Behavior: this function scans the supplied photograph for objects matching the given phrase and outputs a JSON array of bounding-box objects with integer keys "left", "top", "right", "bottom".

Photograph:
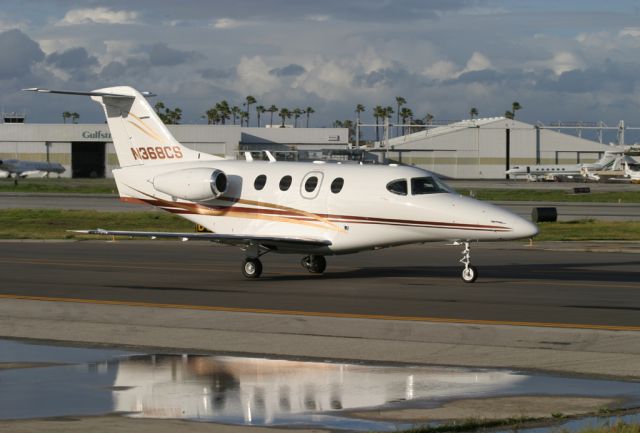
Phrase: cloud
[
  {"left": 148, "top": 43, "right": 201, "bottom": 66},
  {"left": 269, "top": 64, "right": 306, "bottom": 77},
  {"left": 212, "top": 18, "right": 245, "bottom": 29},
  {"left": 0, "top": 29, "right": 45, "bottom": 79},
  {"left": 46, "top": 47, "right": 98, "bottom": 70},
  {"left": 58, "top": 7, "right": 138, "bottom": 25}
]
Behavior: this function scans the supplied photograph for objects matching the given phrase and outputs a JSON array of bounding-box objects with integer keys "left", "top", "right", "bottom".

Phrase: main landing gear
[
  {"left": 455, "top": 241, "right": 478, "bottom": 283},
  {"left": 301, "top": 255, "right": 327, "bottom": 274},
  {"left": 242, "top": 257, "right": 263, "bottom": 279}
]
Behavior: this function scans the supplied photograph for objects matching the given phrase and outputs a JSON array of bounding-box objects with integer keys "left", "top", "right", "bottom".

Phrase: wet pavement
[{"left": 0, "top": 339, "right": 639, "bottom": 432}]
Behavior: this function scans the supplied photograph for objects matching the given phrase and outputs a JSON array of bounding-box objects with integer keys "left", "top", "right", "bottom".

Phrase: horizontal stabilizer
[
  {"left": 22, "top": 88, "right": 155, "bottom": 98},
  {"left": 70, "top": 229, "right": 332, "bottom": 247}
]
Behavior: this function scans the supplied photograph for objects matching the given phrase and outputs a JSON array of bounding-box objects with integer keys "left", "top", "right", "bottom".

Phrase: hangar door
[{"left": 72, "top": 142, "right": 105, "bottom": 178}]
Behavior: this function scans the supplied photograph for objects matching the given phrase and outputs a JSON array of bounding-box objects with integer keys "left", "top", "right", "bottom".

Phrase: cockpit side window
[
  {"left": 386, "top": 179, "right": 408, "bottom": 196},
  {"left": 411, "top": 176, "right": 447, "bottom": 194}
]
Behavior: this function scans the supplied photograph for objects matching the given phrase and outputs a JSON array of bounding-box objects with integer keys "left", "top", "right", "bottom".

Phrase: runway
[
  {"left": 3, "top": 192, "right": 639, "bottom": 220},
  {"left": 1, "top": 240, "right": 639, "bottom": 329}
]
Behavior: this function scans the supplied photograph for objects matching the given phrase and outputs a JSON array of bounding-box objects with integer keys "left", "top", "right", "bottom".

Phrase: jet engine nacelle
[{"left": 152, "top": 168, "right": 227, "bottom": 201}]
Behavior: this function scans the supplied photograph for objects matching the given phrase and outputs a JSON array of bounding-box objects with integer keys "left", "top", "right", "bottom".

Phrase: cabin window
[
  {"left": 386, "top": 179, "right": 407, "bottom": 196},
  {"left": 254, "top": 174, "right": 267, "bottom": 190},
  {"left": 305, "top": 176, "right": 319, "bottom": 193},
  {"left": 411, "top": 176, "right": 450, "bottom": 194},
  {"left": 330, "top": 177, "right": 344, "bottom": 194},
  {"left": 279, "top": 175, "right": 292, "bottom": 191}
]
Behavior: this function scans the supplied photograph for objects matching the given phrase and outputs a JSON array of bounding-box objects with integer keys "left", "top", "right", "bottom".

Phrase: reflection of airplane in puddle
[{"left": 112, "top": 354, "right": 525, "bottom": 424}]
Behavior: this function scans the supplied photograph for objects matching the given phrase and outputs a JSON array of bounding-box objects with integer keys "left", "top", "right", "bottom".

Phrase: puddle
[{"left": 0, "top": 339, "right": 639, "bottom": 431}]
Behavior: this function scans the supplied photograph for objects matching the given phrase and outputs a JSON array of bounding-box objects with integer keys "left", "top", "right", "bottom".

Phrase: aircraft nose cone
[{"left": 510, "top": 216, "right": 539, "bottom": 239}]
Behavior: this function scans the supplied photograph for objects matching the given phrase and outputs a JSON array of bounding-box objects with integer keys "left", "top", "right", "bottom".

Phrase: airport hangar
[{"left": 0, "top": 116, "right": 611, "bottom": 179}]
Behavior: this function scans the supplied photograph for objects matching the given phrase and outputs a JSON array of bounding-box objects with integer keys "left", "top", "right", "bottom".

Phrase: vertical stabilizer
[{"left": 89, "top": 86, "right": 219, "bottom": 167}]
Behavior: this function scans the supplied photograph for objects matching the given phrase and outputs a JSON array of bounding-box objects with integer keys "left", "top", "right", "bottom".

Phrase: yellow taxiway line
[{"left": 0, "top": 293, "right": 639, "bottom": 332}]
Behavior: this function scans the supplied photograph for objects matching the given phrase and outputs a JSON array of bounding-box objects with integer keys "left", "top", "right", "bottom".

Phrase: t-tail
[{"left": 23, "top": 86, "right": 222, "bottom": 168}]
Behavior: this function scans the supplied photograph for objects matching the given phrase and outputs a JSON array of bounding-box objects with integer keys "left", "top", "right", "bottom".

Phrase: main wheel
[
  {"left": 242, "top": 257, "right": 262, "bottom": 279},
  {"left": 308, "top": 255, "right": 326, "bottom": 274},
  {"left": 461, "top": 266, "right": 478, "bottom": 283}
]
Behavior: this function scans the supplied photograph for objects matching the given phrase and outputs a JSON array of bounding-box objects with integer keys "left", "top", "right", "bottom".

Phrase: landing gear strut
[
  {"left": 458, "top": 241, "right": 478, "bottom": 283},
  {"left": 301, "top": 255, "right": 327, "bottom": 274}
]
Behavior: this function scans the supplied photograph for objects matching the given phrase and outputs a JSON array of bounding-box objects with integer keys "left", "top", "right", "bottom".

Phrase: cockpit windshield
[{"left": 411, "top": 176, "right": 454, "bottom": 195}]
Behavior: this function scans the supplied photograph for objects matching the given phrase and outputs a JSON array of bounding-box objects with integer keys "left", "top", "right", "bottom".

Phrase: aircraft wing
[{"left": 70, "top": 229, "right": 332, "bottom": 248}]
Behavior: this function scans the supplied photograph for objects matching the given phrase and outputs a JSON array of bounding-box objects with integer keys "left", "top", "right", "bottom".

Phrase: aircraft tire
[
  {"left": 461, "top": 266, "right": 478, "bottom": 283},
  {"left": 308, "top": 255, "right": 326, "bottom": 274},
  {"left": 242, "top": 257, "right": 262, "bottom": 279}
]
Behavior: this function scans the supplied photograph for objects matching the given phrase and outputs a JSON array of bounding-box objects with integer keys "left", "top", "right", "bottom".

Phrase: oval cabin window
[
  {"left": 254, "top": 174, "right": 267, "bottom": 190},
  {"left": 330, "top": 177, "right": 344, "bottom": 194},
  {"left": 279, "top": 175, "right": 292, "bottom": 191},
  {"left": 304, "top": 176, "right": 319, "bottom": 193}
]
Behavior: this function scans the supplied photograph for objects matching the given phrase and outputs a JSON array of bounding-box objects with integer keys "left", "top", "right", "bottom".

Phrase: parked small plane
[
  {"left": 25, "top": 86, "right": 538, "bottom": 282},
  {"left": 624, "top": 161, "right": 640, "bottom": 183},
  {"left": 0, "top": 159, "right": 65, "bottom": 178},
  {"left": 506, "top": 150, "right": 623, "bottom": 181}
]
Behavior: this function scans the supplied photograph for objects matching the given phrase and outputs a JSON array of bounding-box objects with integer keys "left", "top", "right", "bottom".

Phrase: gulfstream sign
[{"left": 82, "top": 130, "right": 112, "bottom": 139}]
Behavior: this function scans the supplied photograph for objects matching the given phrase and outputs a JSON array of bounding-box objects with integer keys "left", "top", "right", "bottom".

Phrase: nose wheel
[{"left": 458, "top": 241, "right": 478, "bottom": 283}]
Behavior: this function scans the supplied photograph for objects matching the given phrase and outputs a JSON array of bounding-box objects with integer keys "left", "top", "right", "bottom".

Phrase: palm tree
[
  {"left": 279, "top": 108, "right": 291, "bottom": 127},
  {"left": 255, "top": 105, "right": 265, "bottom": 127},
  {"left": 292, "top": 108, "right": 303, "bottom": 128},
  {"left": 240, "top": 111, "right": 248, "bottom": 127},
  {"left": 214, "top": 100, "right": 230, "bottom": 124},
  {"left": 470, "top": 107, "right": 478, "bottom": 119},
  {"left": 71, "top": 112, "right": 80, "bottom": 124},
  {"left": 305, "top": 106, "right": 315, "bottom": 127},
  {"left": 355, "top": 104, "right": 365, "bottom": 144},
  {"left": 395, "top": 96, "right": 406, "bottom": 136},
  {"left": 373, "top": 105, "right": 384, "bottom": 142},
  {"left": 204, "top": 108, "right": 218, "bottom": 124},
  {"left": 231, "top": 106, "right": 241, "bottom": 125},
  {"left": 62, "top": 111, "right": 71, "bottom": 124},
  {"left": 511, "top": 101, "right": 522, "bottom": 119},
  {"left": 267, "top": 104, "right": 278, "bottom": 127},
  {"left": 333, "top": 120, "right": 343, "bottom": 128},
  {"left": 425, "top": 113, "right": 434, "bottom": 125},
  {"left": 399, "top": 107, "right": 413, "bottom": 135},
  {"left": 245, "top": 95, "right": 257, "bottom": 126}
]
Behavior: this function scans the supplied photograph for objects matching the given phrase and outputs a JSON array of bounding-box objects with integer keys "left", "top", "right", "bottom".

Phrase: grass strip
[
  {"left": 462, "top": 188, "right": 640, "bottom": 203},
  {"left": 1, "top": 210, "right": 639, "bottom": 241},
  {"left": 0, "top": 178, "right": 117, "bottom": 194},
  {"left": 402, "top": 419, "right": 640, "bottom": 433},
  {"left": 0, "top": 209, "right": 194, "bottom": 239}
]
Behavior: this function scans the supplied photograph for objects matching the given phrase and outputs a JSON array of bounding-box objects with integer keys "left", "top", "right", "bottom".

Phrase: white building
[
  {"left": 382, "top": 117, "right": 613, "bottom": 179},
  {"left": 0, "top": 124, "right": 348, "bottom": 178}
]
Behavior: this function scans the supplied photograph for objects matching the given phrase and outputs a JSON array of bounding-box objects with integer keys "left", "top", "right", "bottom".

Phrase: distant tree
[
  {"left": 305, "top": 106, "right": 315, "bottom": 127},
  {"left": 71, "top": 112, "right": 80, "bottom": 124},
  {"left": 511, "top": 101, "right": 522, "bottom": 119},
  {"left": 267, "top": 104, "right": 278, "bottom": 127},
  {"left": 231, "top": 106, "right": 241, "bottom": 125},
  {"left": 373, "top": 105, "right": 384, "bottom": 142},
  {"left": 399, "top": 107, "right": 413, "bottom": 135},
  {"left": 470, "top": 107, "right": 478, "bottom": 119},
  {"left": 245, "top": 95, "right": 256, "bottom": 126},
  {"left": 279, "top": 108, "right": 291, "bottom": 127},
  {"left": 292, "top": 108, "right": 303, "bottom": 128},
  {"left": 355, "top": 104, "right": 365, "bottom": 143},
  {"left": 62, "top": 111, "right": 71, "bottom": 124},
  {"left": 255, "top": 105, "right": 265, "bottom": 127},
  {"left": 215, "top": 100, "right": 230, "bottom": 124},
  {"left": 424, "top": 113, "right": 434, "bottom": 125},
  {"left": 505, "top": 110, "right": 514, "bottom": 119},
  {"left": 154, "top": 101, "right": 181, "bottom": 124},
  {"left": 333, "top": 120, "right": 343, "bottom": 128},
  {"left": 204, "top": 107, "right": 219, "bottom": 124},
  {"left": 395, "top": 96, "right": 406, "bottom": 136},
  {"left": 240, "top": 111, "right": 248, "bottom": 127}
]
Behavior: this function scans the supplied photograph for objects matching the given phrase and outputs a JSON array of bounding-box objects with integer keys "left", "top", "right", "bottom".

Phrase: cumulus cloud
[
  {"left": 58, "top": 7, "right": 138, "bottom": 25},
  {"left": 46, "top": 47, "right": 98, "bottom": 70},
  {"left": 212, "top": 18, "right": 245, "bottom": 29},
  {"left": 148, "top": 43, "right": 201, "bottom": 66},
  {"left": 0, "top": 29, "right": 44, "bottom": 79}
]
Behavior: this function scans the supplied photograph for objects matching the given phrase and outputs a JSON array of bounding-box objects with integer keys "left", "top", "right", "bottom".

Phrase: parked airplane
[
  {"left": 506, "top": 150, "right": 623, "bottom": 181},
  {"left": 25, "top": 86, "right": 538, "bottom": 282},
  {"left": 624, "top": 161, "right": 640, "bottom": 183},
  {"left": 0, "top": 159, "right": 65, "bottom": 179}
]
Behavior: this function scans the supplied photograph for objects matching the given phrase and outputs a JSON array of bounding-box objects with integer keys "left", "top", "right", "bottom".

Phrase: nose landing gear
[{"left": 457, "top": 241, "right": 478, "bottom": 283}]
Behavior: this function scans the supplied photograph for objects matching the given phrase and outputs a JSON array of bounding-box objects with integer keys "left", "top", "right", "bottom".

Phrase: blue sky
[{"left": 1, "top": 0, "right": 640, "bottom": 140}]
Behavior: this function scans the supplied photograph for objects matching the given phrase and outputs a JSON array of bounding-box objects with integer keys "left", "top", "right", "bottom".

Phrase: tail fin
[
  {"left": 90, "top": 86, "right": 219, "bottom": 167},
  {"left": 24, "top": 86, "right": 221, "bottom": 168}
]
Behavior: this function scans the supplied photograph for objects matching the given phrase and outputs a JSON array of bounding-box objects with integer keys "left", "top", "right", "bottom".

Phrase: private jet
[
  {"left": 506, "top": 150, "right": 623, "bottom": 181},
  {"left": 0, "top": 159, "right": 65, "bottom": 182},
  {"left": 25, "top": 86, "right": 538, "bottom": 282},
  {"left": 624, "top": 161, "right": 640, "bottom": 184}
]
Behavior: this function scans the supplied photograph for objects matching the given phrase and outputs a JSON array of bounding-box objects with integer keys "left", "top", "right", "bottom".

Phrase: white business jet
[
  {"left": 25, "top": 86, "right": 537, "bottom": 282},
  {"left": 624, "top": 161, "right": 640, "bottom": 183}
]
